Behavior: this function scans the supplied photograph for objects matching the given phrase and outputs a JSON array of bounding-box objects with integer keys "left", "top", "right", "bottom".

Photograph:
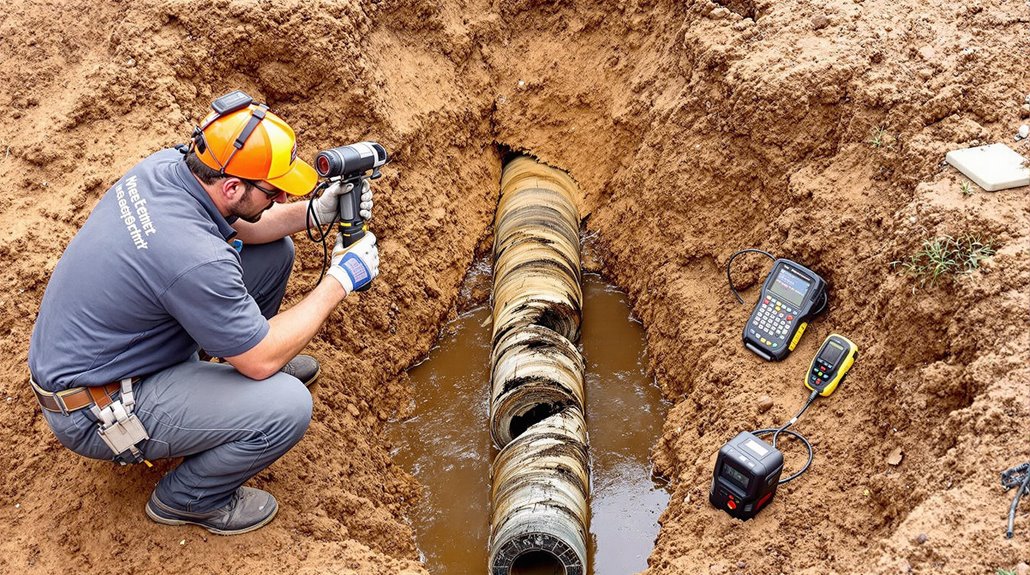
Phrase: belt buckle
[{"left": 52, "top": 392, "right": 70, "bottom": 416}]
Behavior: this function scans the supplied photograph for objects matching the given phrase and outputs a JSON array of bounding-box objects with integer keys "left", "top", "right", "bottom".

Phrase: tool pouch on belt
[{"left": 89, "top": 379, "right": 150, "bottom": 465}]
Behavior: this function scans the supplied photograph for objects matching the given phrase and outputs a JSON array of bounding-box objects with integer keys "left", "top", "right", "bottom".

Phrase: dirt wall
[{"left": 0, "top": 0, "right": 1028, "bottom": 573}]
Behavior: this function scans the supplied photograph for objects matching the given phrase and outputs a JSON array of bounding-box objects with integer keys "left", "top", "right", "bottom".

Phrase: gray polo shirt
[{"left": 29, "top": 148, "right": 269, "bottom": 391}]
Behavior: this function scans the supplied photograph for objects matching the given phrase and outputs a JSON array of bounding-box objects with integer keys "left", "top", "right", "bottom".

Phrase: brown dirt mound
[{"left": 0, "top": 0, "right": 1028, "bottom": 573}]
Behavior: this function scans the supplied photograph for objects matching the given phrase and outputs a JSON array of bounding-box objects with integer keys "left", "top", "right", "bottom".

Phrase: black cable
[
  {"left": 1002, "top": 462, "right": 1030, "bottom": 538},
  {"left": 305, "top": 180, "right": 336, "bottom": 285},
  {"left": 813, "top": 290, "right": 829, "bottom": 315},
  {"left": 752, "top": 390, "right": 821, "bottom": 485},
  {"left": 726, "top": 248, "right": 776, "bottom": 304}
]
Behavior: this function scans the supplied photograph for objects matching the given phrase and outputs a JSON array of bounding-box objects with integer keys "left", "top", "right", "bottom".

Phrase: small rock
[
  {"left": 14, "top": 503, "right": 20, "bottom": 509},
  {"left": 887, "top": 447, "right": 904, "bottom": 466},
  {"left": 126, "top": 58, "right": 136, "bottom": 67},
  {"left": 908, "top": 215, "right": 917, "bottom": 223},
  {"left": 424, "top": 276, "right": 441, "bottom": 299},
  {"left": 346, "top": 404, "right": 360, "bottom": 417},
  {"left": 917, "top": 46, "right": 936, "bottom": 61},
  {"left": 517, "top": 79, "right": 526, "bottom": 89},
  {"left": 710, "top": 6, "right": 731, "bottom": 19},
  {"left": 811, "top": 14, "right": 830, "bottom": 29},
  {"left": 178, "top": 539, "right": 186, "bottom": 546},
  {"left": 1018, "top": 125, "right": 1029, "bottom": 139},
  {"left": 1025, "top": 94, "right": 1030, "bottom": 105},
  {"left": 1015, "top": 561, "right": 1029, "bottom": 575},
  {"left": 757, "top": 395, "right": 774, "bottom": 413},
  {"left": 916, "top": 68, "right": 933, "bottom": 80},
  {"left": 1020, "top": 104, "right": 1030, "bottom": 118},
  {"left": 737, "top": 561, "right": 747, "bottom": 569},
  {"left": 916, "top": 533, "right": 928, "bottom": 544},
  {"left": 863, "top": 488, "right": 871, "bottom": 496}
]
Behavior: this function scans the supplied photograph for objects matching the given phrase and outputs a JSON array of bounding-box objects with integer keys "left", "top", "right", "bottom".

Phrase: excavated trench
[{"left": 2, "top": 1, "right": 1029, "bottom": 574}]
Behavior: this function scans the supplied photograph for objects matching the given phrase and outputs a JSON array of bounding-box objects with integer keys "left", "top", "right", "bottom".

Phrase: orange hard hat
[{"left": 194, "top": 102, "right": 317, "bottom": 196}]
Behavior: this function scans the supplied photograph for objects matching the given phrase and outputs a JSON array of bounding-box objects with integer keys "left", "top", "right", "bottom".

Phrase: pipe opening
[
  {"left": 509, "top": 402, "right": 563, "bottom": 440},
  {"left": 510, "top": 550, "right": 565, "bottom": 575}
]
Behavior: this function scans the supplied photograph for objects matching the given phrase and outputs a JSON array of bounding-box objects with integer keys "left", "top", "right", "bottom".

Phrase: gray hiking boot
[
  {"left": 146, "top": 487, "right": 279, "bottom": 535},
  {"left": 281, "top": 354, "right": 320, "bottom": 387}
]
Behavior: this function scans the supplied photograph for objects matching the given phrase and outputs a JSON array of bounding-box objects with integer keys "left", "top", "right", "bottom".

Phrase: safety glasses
[{"left": 244, "top": 180, "right": 283, "bottom": 200}]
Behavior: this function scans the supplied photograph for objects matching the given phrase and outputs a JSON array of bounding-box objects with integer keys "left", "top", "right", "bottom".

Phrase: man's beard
[
  {"left": 236, "top": 210, "right": 264, "bottom": 224},
  {"left": 232, "top": 187, "right": 274, "bottom": 223}
]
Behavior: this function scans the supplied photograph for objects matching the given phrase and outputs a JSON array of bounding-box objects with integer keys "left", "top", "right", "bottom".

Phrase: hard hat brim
[{"left": 267, "top": 158, "right": 319, "bottom": 196}]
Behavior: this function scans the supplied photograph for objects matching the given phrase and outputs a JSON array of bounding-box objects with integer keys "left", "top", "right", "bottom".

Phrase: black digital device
[
  {"left": 210, "top": 90, "right": 253, "bottom": 115},
  {"left": 806, "top": 334, "right": 857, "bottom": 396},
  {"left": 709, "top": 431, "right": 784, "bottom": 520},
  {"left": 741, "top": 259, "right": 827, "bottom": 361}
]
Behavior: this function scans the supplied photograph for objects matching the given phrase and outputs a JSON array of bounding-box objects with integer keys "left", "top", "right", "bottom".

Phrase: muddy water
[{"left": 390, "top": 274, "right": 669, "bottom": 574}]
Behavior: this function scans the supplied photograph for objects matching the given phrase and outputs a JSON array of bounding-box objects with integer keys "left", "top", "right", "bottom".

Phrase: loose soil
[{"left": 1, "top": 0, "right": 1028, "bottom": 574}]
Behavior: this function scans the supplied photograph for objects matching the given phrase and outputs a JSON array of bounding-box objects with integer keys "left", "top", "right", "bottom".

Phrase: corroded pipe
[
  {"left": 489, "top": 408, "right": 590, "bottom": 575},
  {"left": 491, "top": 158, "right": 583, "bottom": 347},
  {"left": 489, "top": 157, "right": 588, "bottom": 574},
  {"left": 490, "top": 324, "right": 585, "bottom": 447}
]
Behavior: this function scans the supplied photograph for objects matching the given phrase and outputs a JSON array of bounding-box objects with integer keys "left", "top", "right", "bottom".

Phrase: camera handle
[{"left": 337, "top": 174, "right": 372, "bottom": 292}]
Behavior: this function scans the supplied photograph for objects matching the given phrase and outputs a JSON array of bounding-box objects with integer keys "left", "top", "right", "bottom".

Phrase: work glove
[
  {"left": 311, "top": 179, "right": 374, "bottom": 224},
  {"left": 326, "top": 231, "right": 379, "bottom": 294}
]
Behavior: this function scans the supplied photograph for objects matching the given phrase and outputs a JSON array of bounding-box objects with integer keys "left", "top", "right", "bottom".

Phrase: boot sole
[
  {"left": 146, "top": 501, "right": 279, "bottom": 536},
  {"left": 300, "top": 365, "right": 320, "bottom": 388}
]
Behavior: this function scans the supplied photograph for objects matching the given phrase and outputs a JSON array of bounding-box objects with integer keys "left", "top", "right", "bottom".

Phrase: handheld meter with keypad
[{"left": 740, "top": 259, "right": 827, "bottom": 361}]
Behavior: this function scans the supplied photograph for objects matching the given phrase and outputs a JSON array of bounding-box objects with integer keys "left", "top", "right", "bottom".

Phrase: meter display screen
[
  {"left": 818, "top": 340, "right": 846, "bottom": 365},
  {"left": 768, "top": 268, "right": 811, "bottom": 308},
  {"left": 722, "top": 463, "right": 750, "bottom": 489}
]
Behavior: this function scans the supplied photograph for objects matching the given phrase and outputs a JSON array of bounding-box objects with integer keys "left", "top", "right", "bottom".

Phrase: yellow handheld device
[{"left": 806, "top": 334, "right": 857, "bottom": 396}]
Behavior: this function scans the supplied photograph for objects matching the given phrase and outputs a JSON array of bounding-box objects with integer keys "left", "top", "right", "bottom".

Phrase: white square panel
[{"left": 945, "top": 143, "right": 1029, "bottom": 192}]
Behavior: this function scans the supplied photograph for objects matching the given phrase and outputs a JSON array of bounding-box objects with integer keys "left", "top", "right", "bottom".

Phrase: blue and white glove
[
  {"left": 326, "top": 232, "right": 379, "bottom": 294},
  {"left": 311, "top": 179, "right": 374, "bottom": 224}
]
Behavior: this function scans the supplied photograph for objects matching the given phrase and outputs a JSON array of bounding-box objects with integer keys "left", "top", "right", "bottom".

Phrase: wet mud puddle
[{"left": 390, "top": 273, "right": 669, "bottom": 574}]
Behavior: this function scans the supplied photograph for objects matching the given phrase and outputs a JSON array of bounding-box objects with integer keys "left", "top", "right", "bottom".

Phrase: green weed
[
  {"left": 869, "top": 125, "right": 889, "bottom": 148},
  {"left": 891, "top": 234, "right": 996, "bottom": 287},
  {"left": 960, "top": 181, "right": 974, "bottom": 197},
  {"left": 995, "top": 569, "right": 1016, "bottom": 575}
]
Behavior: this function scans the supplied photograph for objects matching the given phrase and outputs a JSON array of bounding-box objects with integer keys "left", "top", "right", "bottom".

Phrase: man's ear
[{"left": 221, "top": 177, "right": 245, "bottom": 201}]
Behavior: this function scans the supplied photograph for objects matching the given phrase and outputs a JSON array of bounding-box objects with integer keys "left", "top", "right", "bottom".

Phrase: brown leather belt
[{"left": 30, "top": 377, "right": 130, "bottom": 415}]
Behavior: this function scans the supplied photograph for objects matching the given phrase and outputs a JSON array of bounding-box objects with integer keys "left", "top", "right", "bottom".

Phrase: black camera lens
[{"left": 314, "top": 142, "right": 389, "bottom": 178}]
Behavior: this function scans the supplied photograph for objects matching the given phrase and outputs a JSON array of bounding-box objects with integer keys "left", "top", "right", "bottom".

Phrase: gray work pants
[{"left": 42, "top": 238, "right": 313, "bottom": 512}]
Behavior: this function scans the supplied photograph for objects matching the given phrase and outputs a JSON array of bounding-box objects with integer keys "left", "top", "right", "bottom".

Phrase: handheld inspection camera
[
  {"left": 306, "top": 142, "right": 390, "bottom": 289},
  {"left": 710, "top": 334, "right": 857, "bottom": 520},
  {"left": 315, "top": 142, "right": 389, "bottom": 247}
]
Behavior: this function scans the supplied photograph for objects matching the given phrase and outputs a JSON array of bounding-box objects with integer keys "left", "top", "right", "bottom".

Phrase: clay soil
[{"left": 1, "top": 0, "right": 1028, "bottom": 573}]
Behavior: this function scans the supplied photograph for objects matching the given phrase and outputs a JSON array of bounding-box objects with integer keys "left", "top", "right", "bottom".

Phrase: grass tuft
[
  {"left": 891, "top": 234, "right": 996, "bottom": 287},
  {"left": 960, "top": 181, "right": 974, "bottom": 197},
  {"left": 869, "top": 125, "right": 890, "bottom": 148}
]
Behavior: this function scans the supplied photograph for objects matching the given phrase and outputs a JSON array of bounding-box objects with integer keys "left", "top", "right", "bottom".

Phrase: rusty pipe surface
[
  {"left": 489, "top": 324, "right": 585, "bottom": 447},
  {"left": 491, "top": 157, "right": 583, "bottom": 345},
  {"left": 489, "top": 157, "right": 588, "bottom": 574},
  {"left": 489, "top": 408, "right": 590, "bottom": 575}
]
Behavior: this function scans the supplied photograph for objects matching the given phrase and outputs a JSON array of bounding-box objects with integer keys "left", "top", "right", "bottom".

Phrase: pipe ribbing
[
  {"left": 489, "top": 157, "right": 588, "bottom": 575},
  {"left": 490, "top": 324, "right": 585, "bottom": 447},
  {"left": 489, "top": 408, "right": 590, "bottom": 575}
]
